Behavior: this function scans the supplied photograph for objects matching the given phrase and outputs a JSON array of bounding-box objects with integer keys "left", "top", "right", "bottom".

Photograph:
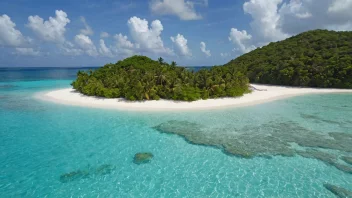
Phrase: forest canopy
[
  {"left": 225, "top": 29, "right": 352, "bottom": 88},
  {"left": 71, "top": 56, "right": 250, "bottom": 101}
]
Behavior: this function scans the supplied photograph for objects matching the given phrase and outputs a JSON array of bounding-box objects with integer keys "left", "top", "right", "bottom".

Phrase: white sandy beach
[{"left": 36, "top": 84, "right": 352, "bottom": 111}]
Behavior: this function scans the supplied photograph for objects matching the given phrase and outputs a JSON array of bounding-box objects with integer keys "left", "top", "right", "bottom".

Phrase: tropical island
[
  {"left": 71, "top": 56, "right": 250, "bottom": 101},
  {"left": 39, "top": 29, "right": 352, "bottom": 110}
]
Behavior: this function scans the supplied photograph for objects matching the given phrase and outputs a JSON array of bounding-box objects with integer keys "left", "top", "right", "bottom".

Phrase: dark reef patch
[
  {"left": 342, "top": 156, "right": 352, "bottom": 165},
  {"left": 0, "top": 95, "right": 9, "bottom": 99},
  {"left": 300, "top": 113, "right": 341, "bottom": 125},
  {"left": 59, "top": 164, "right": 116, "bottom": 183},
  {"left": 60, "top": 170, "right": 89, "bottom": 183},
  {"left": 297, "top": 150, "right": 352, "bottom": 174},
  {"left": 323, "top": 183, "right": 352, "bottom": 198},
  {"left": 133, "top": 153, "right": 154, "bottom": 164},
  {"left": 153, "top": 120, "right": 352, "bottom": 174}
]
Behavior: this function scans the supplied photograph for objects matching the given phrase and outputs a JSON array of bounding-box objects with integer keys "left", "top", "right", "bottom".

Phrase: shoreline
[{"left": 35, "top": 84, "right": 352, "bottom": 111}]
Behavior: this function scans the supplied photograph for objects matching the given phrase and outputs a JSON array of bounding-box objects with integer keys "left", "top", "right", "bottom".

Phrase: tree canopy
[
  {"left": 225, "top": 29, "right": 352, "bottom": 88},
  {"left": 71, "top": 56, "right": 250, "bottom": 101}
]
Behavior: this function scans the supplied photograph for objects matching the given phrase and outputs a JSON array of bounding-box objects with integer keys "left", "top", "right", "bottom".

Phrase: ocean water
[{"left": 0, "top": 68, "right": 351, "bottom": 197}]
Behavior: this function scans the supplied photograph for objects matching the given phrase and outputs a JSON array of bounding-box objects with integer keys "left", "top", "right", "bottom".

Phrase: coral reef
[
  {"left": 133, "top": 153, "right": 154, "bottom": 164},
  {"left": 60, "top": 170, "right": 89, "bottom": 183},
  {"left": 342, "top": 156, "right": 352, "bottom": 165},
  {"left": 59, "top": 164, "right": 116, "bottom": 183},
  {"left": 323, "top": 183, "right": 352, "bottom": 198},
  {"left": 153, "top": 120, "right": 352, "bottom": 174}
]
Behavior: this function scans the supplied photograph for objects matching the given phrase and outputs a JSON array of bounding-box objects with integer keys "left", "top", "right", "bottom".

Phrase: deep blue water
[
  {"left": 0, "top": 67, "right": 351, "bottom": 197},
  {"left": 0, "top": 67, "right": 97, "bottom": 82},
  {"left": 0, "top": 66, "right": 208, "bottom": 82}
]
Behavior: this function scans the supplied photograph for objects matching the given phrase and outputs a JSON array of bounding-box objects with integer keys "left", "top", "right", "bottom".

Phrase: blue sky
[{"left": 0, "top": 0, "right": 351, "bottom": 67}]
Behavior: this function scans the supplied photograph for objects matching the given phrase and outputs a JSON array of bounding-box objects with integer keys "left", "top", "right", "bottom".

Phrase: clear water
[{"left": 0, "top": 68, "right": 351, "bottom": 197}]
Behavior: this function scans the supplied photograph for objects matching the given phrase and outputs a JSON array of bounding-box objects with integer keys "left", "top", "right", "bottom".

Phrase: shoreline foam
[{"left": 35, "top": 84, "right": 352, "bottom": 111}]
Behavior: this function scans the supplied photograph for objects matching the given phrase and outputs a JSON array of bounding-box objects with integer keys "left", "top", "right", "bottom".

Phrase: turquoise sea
[{"left": 0, "top": 67, "right": 351, "bottom": 197}]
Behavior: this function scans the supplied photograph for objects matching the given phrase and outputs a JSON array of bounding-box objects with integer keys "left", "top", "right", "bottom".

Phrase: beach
[{"left": 36, "top": 84, "right": 352, "bottom": 111}]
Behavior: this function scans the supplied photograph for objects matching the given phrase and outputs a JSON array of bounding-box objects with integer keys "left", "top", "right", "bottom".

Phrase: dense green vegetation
[
  {"left": 71, "top": 56, "right": 249, "bottom": 101},
  {"left": 225, "top": 30, "right": 352, "bottom": 88}
]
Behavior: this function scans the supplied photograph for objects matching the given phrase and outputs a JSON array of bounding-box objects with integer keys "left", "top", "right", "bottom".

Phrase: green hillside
[{"left": 225, "top": 30, "right": 352, "bottom": 88}]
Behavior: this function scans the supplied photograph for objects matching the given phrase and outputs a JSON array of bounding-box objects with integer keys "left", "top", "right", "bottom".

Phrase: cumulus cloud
[
  {"left": 279, "top": 0, "right": 352, "bottom": 34},
  {"left": 244, "top": 0, "right": 289, "bottom": 43},
  {"left": 97, "top": 33, "right": 138, "bottom": 58},
  {"left": 114, "top": 33, "right": 135, "bottom": 49},
  {"left": 227, "top": 0, "right": 352, "bottom": 58},
  {"left": 171, "top": 34, "right": 191, "bottom": 57},
  {"left": 100, "top": 32, "right": 110, "bottom": 38},
  {"left": 98, "top": 39, "right": 113, "bottom": 57},
  {"left": 109, "top": 34, "right": 136, "bottom": 57},
  {"left": 328, "top": 0, "right": 352, "bottom": 17},
  {"left": 127, "top": 16, "right": 172, "bottom": 55},
  {"left": 229, "top": 28, "right": 256, "bottom": 53},
  {"left": 60, "top": 41, "right": 83, "bottom": 56},
  {"left": 63, "top": 16, "right": 174, "bottom": 58},
  {"left": 246, "top": 0, "right": 352, "bottom": 40},
  {"left": 200, "top": 41, "right": 211, "bottom": 57},
  {"left": 14, "top": 48, "right": 41, "bottom": 56},
  {"left": 80, "top": 16, "right": 93, "bottom": 36},
  {"left": 150, "top": 0, "right": 203, "bottom": 20},
  {"left": 0, "top": 14, "right": 29, "bottom": 47},
  {"left": 27, "top": 10, "right": 70, "bottom": 43},
  {"left": 74, "top": 34, "right": 98, "bottom": 56}
]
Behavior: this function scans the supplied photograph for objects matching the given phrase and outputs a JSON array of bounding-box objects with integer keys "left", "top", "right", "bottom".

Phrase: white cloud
[
  {"left": 279, "top": 0, "right": 312, "bottom": 19},
  {"left": 0, "top": 14, "right": 28, "bottom": 47},
  {"left": 127, "top": 16, "right": 172, "bottom": 55},
  {"left": 220, "top": 52, "right": 231, "bottom": 58},
  {"left": 150, "top": 0, "right": 203, "bottom": 20},
  {"left": 62, "top": 16, "right": 174, "bottom": 58},
  {"left": 74, "top": 34, "right": 98, "bottom": 56},
  {"left": 27, "top": 10, "right": 70, "bottom": 43},
  {"left": 171, "top": 34, "right": 191, "bottom": 57},
  {"left": 328, "top": 0, "right": 352, "bottom": 17},
  {"left": 200, "top": 41, "right": 211, "bottom": 57},
  {"left": 114, "top": 33, "right": 135, "bottom": 49},
  {"left": 229, "top": 28, "right": 256, "bottom": 53},
  {"left": 14, "top": 48, "right": 41, "bottom": 56},
  {"left": 80, "top": 16, "right": 93, "bottom": 36},
  {"left": 243, "top": 0, "right": 288, "bottom": 43},
  {"left": 279, "top": 0, "right": 352, "bottom": 34},
  {"left": 112, "top": 33, "right": 136, "bottom": 57},
  {"left": 60, "top": 42, "right": 83, "bottom": 56},
  {"left": 229, "top": 0, "right": 352, "bottom": 58},
  {"left": 98, "top": 39, "right": 113, "bottom": 57},
  {"left": 100, "top": 32, "right": 110, "bottom": 38}
]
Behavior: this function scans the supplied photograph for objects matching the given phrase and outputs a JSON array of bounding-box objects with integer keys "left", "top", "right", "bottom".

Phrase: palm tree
[
  {"left": 158, "top": 57, "right": 164, "bottom": 65},
  {"left": 142, "top": 72, "right": 155, "bottom": 100},
  {"left": 171, "top": 61, "right": 177, "bottom": 67},
  {"left": 154, "top": 67, "right": 168, "bottom": 86}
]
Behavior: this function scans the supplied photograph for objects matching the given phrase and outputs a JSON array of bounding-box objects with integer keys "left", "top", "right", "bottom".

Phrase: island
[
  {"left": 38, "top": 29, "right": 352, "bottom": 111},
  {"left": 71, "top": 56, "right": 250, "bottom": 101}
]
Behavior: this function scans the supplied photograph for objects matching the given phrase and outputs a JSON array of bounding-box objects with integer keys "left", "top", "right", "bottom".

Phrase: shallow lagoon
[{"left": 0, "top": 69, "right": 351, "bottom": 197}]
